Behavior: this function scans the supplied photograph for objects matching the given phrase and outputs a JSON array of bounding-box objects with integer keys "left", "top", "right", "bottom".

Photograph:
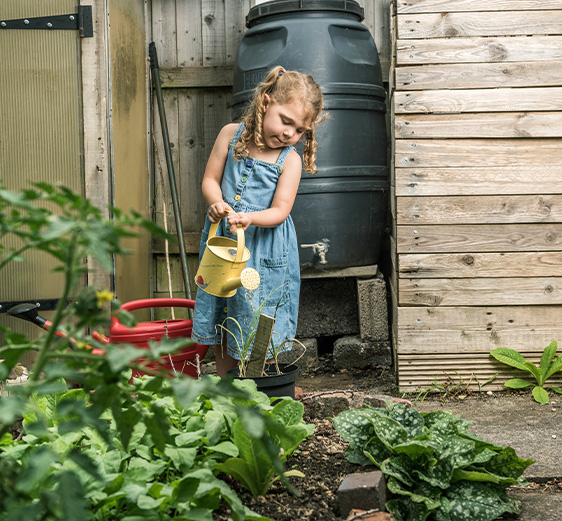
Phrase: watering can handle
[
  {"left": 119, "top": 298, "right": 195, "bottom": 312},
  {"left": 208, "top": 221, "right": 245, "bottom": 264},
  {"left": 111, "top": 298, "right": 195, "bottom": 329}
]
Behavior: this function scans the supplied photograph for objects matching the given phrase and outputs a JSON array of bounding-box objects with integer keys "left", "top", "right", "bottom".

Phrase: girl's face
[{"left": 261, "top": 95, "right": 309, "bottom": 150}]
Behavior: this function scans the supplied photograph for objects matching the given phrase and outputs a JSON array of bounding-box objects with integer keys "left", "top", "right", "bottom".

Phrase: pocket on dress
[{"left": 259, "top": 256, "right": 290, "bottom": 309}]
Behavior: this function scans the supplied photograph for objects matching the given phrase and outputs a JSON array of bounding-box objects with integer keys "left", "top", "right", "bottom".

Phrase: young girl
[{"left": 191, "top": 66, "right": 324, "bottom": 377}]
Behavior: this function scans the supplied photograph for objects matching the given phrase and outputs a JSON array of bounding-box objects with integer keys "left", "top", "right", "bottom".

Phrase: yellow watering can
[{"left": 195, "top": 221, "right": 260, "bottom": 298}]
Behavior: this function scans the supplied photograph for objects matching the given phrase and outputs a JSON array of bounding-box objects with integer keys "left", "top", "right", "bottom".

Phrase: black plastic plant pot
[{"left": 227, "top": 363, "right": 299, "bottom": 399}]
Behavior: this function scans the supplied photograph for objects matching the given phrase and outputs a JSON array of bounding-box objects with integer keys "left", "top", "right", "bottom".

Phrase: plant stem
[{"left": 29, "top": 237, "right": 77, "bottom": 381}]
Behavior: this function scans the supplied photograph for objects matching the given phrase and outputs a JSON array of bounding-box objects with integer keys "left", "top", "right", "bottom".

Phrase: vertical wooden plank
[
  {"left": 177, "top": 1, "right": 205, "bottom": 234},
  {"left": 225, "top": 0, "right": 251, "bottom": 66},
  {"left": 202, "top": 0, "right": 229, "bottom": 168},
  {"left": 82, "top": 0, "right": 111, "bottom": 291},
  {"left": 201, "top": 0, "right": 226, "bottom": 67},
  {"left": 151, "top": 0, "right": 180, "bottom": 237},
  {"left": 177, "top": 1, "right": 202, "bottom": 67}
]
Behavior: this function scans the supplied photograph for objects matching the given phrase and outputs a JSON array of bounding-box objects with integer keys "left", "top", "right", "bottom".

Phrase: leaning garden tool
[
  {"left": 195, "top": 222, "right": 260, "bottom": 297},
  {"left": 149, "top": 42, "right": 191, "bottom": 303}
]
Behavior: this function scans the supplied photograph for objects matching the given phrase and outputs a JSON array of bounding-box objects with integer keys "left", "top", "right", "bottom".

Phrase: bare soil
[
  {"left": 214, "top": 358, "right": 396, "bottom": 521},
  {"left": 213, "top": 357, "right": 562, "bottom": 521}
]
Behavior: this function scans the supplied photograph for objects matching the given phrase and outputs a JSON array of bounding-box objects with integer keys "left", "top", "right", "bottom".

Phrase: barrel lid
[{"left": 246, "top": 0, "right": 364, "bottom": 27}]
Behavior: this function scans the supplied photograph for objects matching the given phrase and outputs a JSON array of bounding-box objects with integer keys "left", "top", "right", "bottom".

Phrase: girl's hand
[
  {"left": 208, "top": 201, "right": 232, "bottom": 222},
  {"left": 227, "top": 211, "right": 252, "bottom": 233}
]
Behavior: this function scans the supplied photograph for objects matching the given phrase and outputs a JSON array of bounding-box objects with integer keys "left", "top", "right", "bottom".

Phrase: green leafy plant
[
  {"left": 490, "top": 342, "right": 562, "bottom": 404},
  {"left": 219, "top": 284, "right": 305, "bottom": 377},
  {"left": 0, "top": 184, "right": 310, "bottom": 520},
  {"left": 216, "top": 395, "right": 313, "bottom": 496},
  {"left": 333, "top": 402, "right": 534, "bottom": 521}
]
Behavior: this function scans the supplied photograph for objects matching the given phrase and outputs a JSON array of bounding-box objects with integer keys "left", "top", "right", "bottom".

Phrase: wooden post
[{"left": 245, "top": 314, "right": 275, "bottom": 377}]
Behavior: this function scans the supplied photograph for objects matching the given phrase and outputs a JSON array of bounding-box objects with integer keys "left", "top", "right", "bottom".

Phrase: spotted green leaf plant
[
  {"left": 490, "top": 341, "right": 562, "bottom": 404},
  {"left": 333, "top": 402, "right": 534, "bottom": 521}
]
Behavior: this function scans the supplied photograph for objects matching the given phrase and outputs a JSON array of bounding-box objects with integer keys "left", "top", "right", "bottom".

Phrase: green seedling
[{"left": 490, "top": 341, "right": 562, "bottom": 404}]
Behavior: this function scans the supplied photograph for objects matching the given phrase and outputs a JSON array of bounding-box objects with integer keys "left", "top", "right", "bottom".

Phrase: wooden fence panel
[{"left": 392, "top": 0, "right": 562, "bottom": 392}]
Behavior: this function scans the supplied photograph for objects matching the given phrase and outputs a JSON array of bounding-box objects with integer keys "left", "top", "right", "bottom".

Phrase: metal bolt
[
  {"left": 47, "top": 22, "right": 52, "bottom": 28},
  {"left": 36, "top": 302, "right": 40, "bottom": 308},
  {"left": 24, "top": 19, "right": 29, "bottom": 24},
  {"left": 69, "top": 15, "right": 75, "bottom": 20},
  {"left": 0, "top": 22, "right": 6, "bottom": 27},
  {"left": 413, "top": 230, "right": 418, "bottom": 234}
]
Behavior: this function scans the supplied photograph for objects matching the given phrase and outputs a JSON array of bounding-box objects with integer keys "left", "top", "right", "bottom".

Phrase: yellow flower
[{"left": 96, "top": 289, "right": 114, "bottom": 309}]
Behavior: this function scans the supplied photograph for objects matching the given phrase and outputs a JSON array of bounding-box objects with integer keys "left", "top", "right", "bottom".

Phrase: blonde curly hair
[{"left": 233, "top": 66, "right": 325, "bottom": 174}]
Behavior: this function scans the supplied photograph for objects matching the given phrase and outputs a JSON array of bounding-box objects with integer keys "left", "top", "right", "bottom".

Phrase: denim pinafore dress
[{"left": 191, "top": 124, "right": 300, "bottom": 359}]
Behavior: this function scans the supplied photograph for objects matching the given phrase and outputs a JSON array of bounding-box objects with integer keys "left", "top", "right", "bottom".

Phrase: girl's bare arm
[{"left": 202, "top": 123, "right": 238, "bottom": 222}]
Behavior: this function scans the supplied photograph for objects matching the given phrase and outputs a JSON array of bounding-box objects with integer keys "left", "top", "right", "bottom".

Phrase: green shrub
[{"left": 333, "top": 402, "right": 534, "bottom": 521}]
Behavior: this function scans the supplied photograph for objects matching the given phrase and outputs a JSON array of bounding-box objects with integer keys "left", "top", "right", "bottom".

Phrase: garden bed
[{"left": 211, "top": 357, "right": 562, "bottom": 521}]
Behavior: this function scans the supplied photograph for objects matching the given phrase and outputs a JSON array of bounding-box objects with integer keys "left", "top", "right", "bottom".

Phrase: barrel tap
[{"left": 300, "top": 239, "right": 329, "bottom": 264}]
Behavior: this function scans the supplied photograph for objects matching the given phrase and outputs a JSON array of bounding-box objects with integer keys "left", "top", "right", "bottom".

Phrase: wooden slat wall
[
  {"left": 391, "top": 0, "right": 562, "bottom": 392},
  {"left": 149, "top": 0, "right": 391, "bottom": 309}
]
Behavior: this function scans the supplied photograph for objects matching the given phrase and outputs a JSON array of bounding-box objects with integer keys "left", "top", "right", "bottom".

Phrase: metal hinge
[{"left": 0, "top": 5, "right": 93, "bottom": 38}]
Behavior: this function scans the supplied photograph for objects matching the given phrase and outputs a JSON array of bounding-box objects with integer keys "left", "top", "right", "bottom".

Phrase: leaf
[
  {"left": 57, "top": 470, "right": 88, "bottom": 521},
  {"left": 532, "top": 385, "right": 550, "bottom": 404},
  {"left": 381, "top": 454, "right": 417, "bottom": 487},
  {"left": 220, "top": 417, "right": 276, "bottom": 496},
  {"left": 386, "top": 496, "right": 433, "bottom": 521},
  {"left": 387, "top": 476, "right": 441, "bottom": 510},
  {"left": 164, "top": 446, "right": 197, "bottom": 471},
  {"left": 548, "top": 386, "right": 562, "bottom": 394},
  {"left": 333, "top": 409, "right": 379, "bottom": 450},
  {"left": 271, "top": 398, "right": 305, "bottom": 427},
  {"left": 206, "top": 441, "right": 239, "bottom": 458},
  {"left": 523, "top": 362, "right": 542, "bottom": 385},
  {"left": 370, "top": 413, "right": 409, "bottom": 449},
  {"left": 389, "top": 402, "right": 425, "bottom": 439},
  {"left": 540, "top": 341, "right": 558, "bottom": 374},
  {"left": 452, "top": 469, "right": 518, "bottom": 486},
  {"left": 393, "top": 439, "right": 438, "bottom": 459},
  {"left": 15, "top": 446, "right": 58, "bottom": 493},
  {"left": 485, "top": 447, "right": 534, "bottom": 480},
  {"left": 544, "top": 354, "right": 562, "bottom": 380},
  {"left": 444, "top": 481, "right": 520, "bottom": 521},
  {"left": 503, "top": 378, "right": 533, "bottom": 389},
  {"left": 490, "top": 348, "right": 531, "bottom": 373},
  {"left": 216, "top": 457, "right": 263, "bottom": 496}
]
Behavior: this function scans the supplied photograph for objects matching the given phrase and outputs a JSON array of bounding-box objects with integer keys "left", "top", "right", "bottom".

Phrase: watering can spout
[{"left": 222, "top": 267, "right": 261, "bottom": 293}]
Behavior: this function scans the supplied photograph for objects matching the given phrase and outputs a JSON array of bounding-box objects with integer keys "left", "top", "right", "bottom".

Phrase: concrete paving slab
[{"left": 413, "top": 393, "right": 562, "bottom": 482}]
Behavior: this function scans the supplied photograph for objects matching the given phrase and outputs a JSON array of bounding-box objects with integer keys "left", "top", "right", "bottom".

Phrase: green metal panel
[{"left": 0, "top": 0, "right": 83, "bottom": 359}]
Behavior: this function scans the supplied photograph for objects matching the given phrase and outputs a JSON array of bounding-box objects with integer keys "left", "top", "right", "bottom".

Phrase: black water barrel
[{"left": 232, "top": 0, "right": 388, "bottom": 270}]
